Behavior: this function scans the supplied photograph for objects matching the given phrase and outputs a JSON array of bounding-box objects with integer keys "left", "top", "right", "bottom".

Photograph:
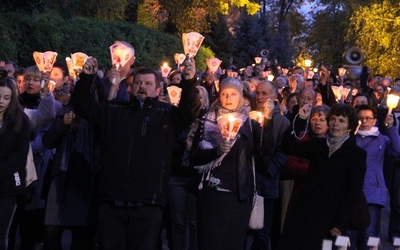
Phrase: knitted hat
[{"left": 219, "top": 77, "right": 242, "bottom": 94}]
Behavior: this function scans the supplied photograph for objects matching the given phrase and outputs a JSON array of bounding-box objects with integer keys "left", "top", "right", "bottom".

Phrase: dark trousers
[
  {"left": 168, "top": 176, "right": 197, "bottom": 250},
  {"left": 252, "top": 198, "right": 275, "bottom": 250},
  {"left": 388, "top": 159, "right": 400, "bottom": 240},
  {"left": 347, "top": 204, "right": 382, "bottom": 250},
  {"left": 97, "top": 202, "right": 163, "bottom": 250},
  {"left": 0, "top": 196, "right": 17, "bottom": 250},
  {"left": 19, "top": 208, "right": 45, "bottom": 250},
  {"left": 43, "top": 225, "right": 95, "bottom": 250}
]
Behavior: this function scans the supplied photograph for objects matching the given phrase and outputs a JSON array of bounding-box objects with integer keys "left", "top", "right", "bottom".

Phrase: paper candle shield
[
  {"left": 71, "top": 52, "right": 89, "bottom": 71},
  {"left": 254, "top": 57, "right": 262, "bottom": 64},
  {"left": 206, "top": 58, "right": 222, "bottom": 73},
  {"left": 249, "top": 111, "right": 264, "bottom": 125},
  {"left": 174, "top": 53, "right": 186, "bottom": 65},
  {"left": 160, "top": 64, "right": 172, "bottom": 78},
  {"left": 33, "top": 51, "right": 58, "bottom": 72},
  {"left": 331, "top": 86, "right": 351, "bottom": 101},
  {"left": 182, "top": 32, "right": 204, "bottom": 57},
  {"left": 217, "top": 114, "right": 243, "bottom": 140},
  {"left": 109, "top": 41, "right": 134, "bottom": 69},
  {"left": 65, "top": 57, "right": 77, "bottom": 79},
  {"left": 167, "top": 85, "right": 182, "bottom": 105}
]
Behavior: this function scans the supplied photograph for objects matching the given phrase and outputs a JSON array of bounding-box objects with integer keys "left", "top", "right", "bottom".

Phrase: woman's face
[
  {"left": 197, "top": 88, "right": 207, "bottom": 108},
  {"left": 16, "top": 75, "right": 25, "bottom": 94},
  {"left": 358, "top": 109, "right": 376, "bottom": 131},
  {"left": 376, "top": 85, "right": 385, "bottom": 94},
  {"left": 171, "top": 73, "right": 182, "bottom": 85},
  {"left": 329, "top": 115, "right": 350, "bottom": 137},
  {"left": 286, "top": 96, "right": 298, "bottom": 113},
  {"left": 353, "top": 96, "right": 368, "bottom": 107},
  {"left": 50, "top": 67, "right": 66, "bottom": 89},
  {"left": 310, "top": 112, "right": 329, "bottom": 138},
  {"left": 24, "top": 73, "right": 41, "bottom": 94},
  {"left": 0, "top": 86, "right": 12, "bottom": 115},
  {"left": 220, "top": 87, "right": 241, "bottom": 110}
]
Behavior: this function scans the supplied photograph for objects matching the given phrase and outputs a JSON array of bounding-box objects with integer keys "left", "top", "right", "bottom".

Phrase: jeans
[
  {"left": 168, "top": 175, "right": 197, "bottom": 250},
  {"left": 252, "top": 198, "right": 275, "bottom": 250},
  {"left": 0, "top": 196, "right": 17, "bottom": 250},
  {"left": 389, "top": 161, "right": 400, "bottom": 240},
  {"left": 97, "top": 202, "right": 163, "bottom": 250},
  {"left": 347, "top": 204, "right": 382, "bottom": 250}
]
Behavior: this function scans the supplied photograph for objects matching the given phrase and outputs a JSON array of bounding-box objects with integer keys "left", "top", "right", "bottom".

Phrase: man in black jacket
[{"left": 72, "top": 56, "right": 201, "bottom": 250}]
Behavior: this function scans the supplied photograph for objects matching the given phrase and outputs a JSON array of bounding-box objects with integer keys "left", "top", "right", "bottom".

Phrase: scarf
[
  {"left": 326, "top": 133, "right": 350, "bottom": 157},
  {"left": 195, "top": 104, "right": 248, "bottom": 189},
  {"left": 53, "top": 84, "right": 70, "bottom": 98},
  {"left": 357, "top": 126, "right": 380, "bottom": 137}
]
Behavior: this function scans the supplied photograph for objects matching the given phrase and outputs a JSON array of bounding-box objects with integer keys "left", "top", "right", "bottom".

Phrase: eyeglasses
[
  {"left": 25, "top": 76, "right": 41, "bottom": 82},
  {"left": 359, "top": 117, "right": 375, "bottom": 122}
]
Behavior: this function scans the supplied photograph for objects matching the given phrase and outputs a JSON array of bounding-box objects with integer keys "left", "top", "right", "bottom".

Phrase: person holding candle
[
  {"left": 346, "top": 104, "right": 400, "bottom": 249},
  {"left": 252, "top": 80, "right": 290, "bottom": 250},
  {"left": 72, "top": 56, "right": 201, "bottom": 250},
  {"left": 190, "top": 77, "right": 272, "bottom": 249}
]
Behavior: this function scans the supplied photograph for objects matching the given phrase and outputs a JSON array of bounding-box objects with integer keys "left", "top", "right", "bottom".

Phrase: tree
[
  {"left": 346, "top": 0, "right": 400, "bottom": 77},
  {"left": 305, "top": 1, "right": 347, "bottom": 70},
  {"left": 158, "top": 0, "right": 261, "bottom": 34}
]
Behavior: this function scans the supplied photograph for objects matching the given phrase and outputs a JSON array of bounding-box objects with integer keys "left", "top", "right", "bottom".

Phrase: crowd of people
[{"left": 1, "top": 40, "right": 400, "bottom": 250}]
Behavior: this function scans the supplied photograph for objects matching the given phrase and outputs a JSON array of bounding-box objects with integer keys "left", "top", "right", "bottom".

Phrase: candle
[{"left": 387, "top": 94, "right": 400, "bottom": 114}]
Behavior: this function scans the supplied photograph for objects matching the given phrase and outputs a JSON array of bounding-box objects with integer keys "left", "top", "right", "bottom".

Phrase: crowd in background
[{"left": 1, "top": 40, "right": 400, "bottom": 250}]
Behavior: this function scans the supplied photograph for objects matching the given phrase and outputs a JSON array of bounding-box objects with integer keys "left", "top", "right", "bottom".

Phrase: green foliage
[
  {"left": 346, "top": 0, "right": 400, "bottom": 77},
  {"left": 0, "top": 10, "right": 187, "bottom": 69},
  {"left": 196, "top": 46, "right": 215, "bottom": 71}
]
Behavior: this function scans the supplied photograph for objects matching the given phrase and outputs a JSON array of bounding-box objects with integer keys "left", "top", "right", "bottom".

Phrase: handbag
[
  {"left": 347, "top": 193, "right": 371, "bottom": 230},
  {"left": 249, "top": 191, "right": 264, "bottom": 230},
  {"left": 248, "top": 120, "right": 264, "bottom": 229}
]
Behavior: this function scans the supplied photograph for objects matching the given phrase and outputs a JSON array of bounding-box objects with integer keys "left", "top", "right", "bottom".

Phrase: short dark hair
[
  {"left": 52, "top": 62, "right": 68, "bottom": 77},
  {"left": 327, "top": 103, "right": 359, "bottom": 134},
  {"left": 356, "top": 104, "right": 377, "bottom": 118},
  {"left": 134, "top": 68, "right": 161, "bottom": 88}
]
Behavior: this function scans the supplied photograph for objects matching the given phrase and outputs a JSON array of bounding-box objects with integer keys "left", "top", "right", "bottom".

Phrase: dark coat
[
  {"left": 190, "top": 118, "right": 262, "bottom": 201},
  {"left": 72, "top": 73, "right": 201, "bottom": 208},
  {"left": 0, "top": 114, "right": 30, "bottom": 196},
  {"left": 255, "top": 104, "right": 290, "bottom": 199},
  {"left": 278, "top": 134, "right": 367, "bottom": 250}
]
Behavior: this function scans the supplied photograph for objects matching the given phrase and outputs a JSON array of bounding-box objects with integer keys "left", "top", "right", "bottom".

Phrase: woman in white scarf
[
  {"left": 347, "top": 104, "right": 400, "bottom": 249},
  {"left": 191, "top": 77, "right": 264, "bottom": 250}
]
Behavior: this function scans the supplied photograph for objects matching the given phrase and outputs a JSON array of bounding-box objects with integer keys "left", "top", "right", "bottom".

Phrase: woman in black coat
[
  {"left": 190, "top": 77, "right": 265, "bottom": 250},
  {"left": 0, "top": 78, "right": 30, "bottom": 250},
  {"left": 278, "top": 103, "right": 367, "bottom": 250}
]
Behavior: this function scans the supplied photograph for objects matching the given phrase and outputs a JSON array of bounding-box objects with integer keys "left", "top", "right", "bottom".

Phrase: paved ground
[{"left": 12, "top": 194, "right": 396, "bottom": 249}]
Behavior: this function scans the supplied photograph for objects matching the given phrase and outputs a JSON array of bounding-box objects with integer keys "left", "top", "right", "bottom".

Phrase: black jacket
[
  {"left": 72, "top": 73, "right": 201, "bottom": 207},
  {"left": 0, "top": 114, "right": 30, "bottom": 196}
]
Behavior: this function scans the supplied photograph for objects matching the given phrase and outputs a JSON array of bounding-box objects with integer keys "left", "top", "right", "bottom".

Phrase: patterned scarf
[
  {"left": 53, "top": 84, "right": 70, "bottom": 98},
  {"left": 195, "top": 103, "right": 248, "bottom": 177},
  {"left": 326, "top": 133, "right": 350, "bottom": 157}
]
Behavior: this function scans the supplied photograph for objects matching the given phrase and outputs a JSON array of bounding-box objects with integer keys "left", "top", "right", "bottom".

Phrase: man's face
[
  {"left": 4, "top": 63, "right": 15, "bottom": 77},
  {"left": 298, "top": 89, "right": 316, "bottom": 108},
  {"left": 255, "top": 83, "right": 275, "bottom": 110},
  {"left": 133, "top": 73, "right": 160, "bottom": 101}
]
